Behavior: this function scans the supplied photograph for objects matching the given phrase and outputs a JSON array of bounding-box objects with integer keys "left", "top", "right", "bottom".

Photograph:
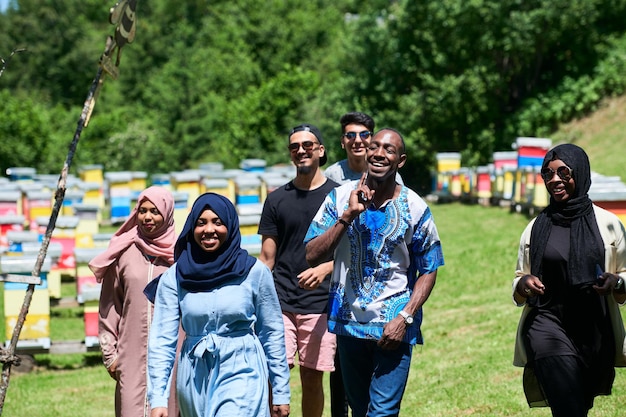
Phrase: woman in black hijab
[{"left": 511, "top": 144, "right": 626, "bottom": 417}]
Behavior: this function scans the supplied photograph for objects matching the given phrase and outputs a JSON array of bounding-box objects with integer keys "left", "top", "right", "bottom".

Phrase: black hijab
[
  {"left": 529, "top": 144, "right": 604, "bottom": 287},
  {"left": 175, "top": 192, "right": 256, "bottom": 292}
]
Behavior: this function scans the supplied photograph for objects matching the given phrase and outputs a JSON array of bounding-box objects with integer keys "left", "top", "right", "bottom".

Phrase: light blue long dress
[{"left": 148, "top": 260, "right": 290, "bottom": 416}]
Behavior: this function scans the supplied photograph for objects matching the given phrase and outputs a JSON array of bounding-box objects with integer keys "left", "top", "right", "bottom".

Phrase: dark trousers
[
  {"left": 330, "top": 353, "right": 349, "bottom": 417},
  {"left": 534, "top": 355, "right": 593, "bottom": 417}
]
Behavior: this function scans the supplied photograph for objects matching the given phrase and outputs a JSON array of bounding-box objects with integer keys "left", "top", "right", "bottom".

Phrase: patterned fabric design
[{"left": 305, "top": 181, "right": 444, "bottom": 345}]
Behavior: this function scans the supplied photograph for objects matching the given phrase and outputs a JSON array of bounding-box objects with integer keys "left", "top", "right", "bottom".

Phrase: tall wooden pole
[{"left": 0, "top": 1, "right": 137, "bottom": 413}]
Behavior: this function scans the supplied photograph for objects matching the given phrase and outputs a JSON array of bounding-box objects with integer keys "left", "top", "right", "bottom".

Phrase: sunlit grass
[{"left": 1, "top": 202, "right": 625, "bottom": 416}]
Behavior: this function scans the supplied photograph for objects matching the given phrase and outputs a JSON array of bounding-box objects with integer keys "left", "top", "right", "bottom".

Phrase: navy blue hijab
[{"left": 175, "top": 192, "right": 256, "bottom": 292}]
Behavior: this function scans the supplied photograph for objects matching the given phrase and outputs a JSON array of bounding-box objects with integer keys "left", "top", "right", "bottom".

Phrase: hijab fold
[
  {"left": 529, "top": 144, "right": 604, "bottom": 288},
  {"left": 89, "top": 186, "right": 176, "bottom": 282},
  {"left": 175, "top": 192, "right": 256, "bottom": 292}
]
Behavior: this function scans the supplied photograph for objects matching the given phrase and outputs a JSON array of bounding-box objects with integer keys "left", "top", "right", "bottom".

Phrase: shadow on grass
[
  {"left": 28, "top": 352, "right": 103, "bottom": 371},
  {"left": 49, "top": 306, "right": 84, "bottom": 318}
]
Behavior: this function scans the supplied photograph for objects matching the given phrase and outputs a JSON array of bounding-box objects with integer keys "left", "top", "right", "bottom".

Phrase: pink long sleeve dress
[{"left": 99, "top": 243, "right": 178, "bottom": 417}]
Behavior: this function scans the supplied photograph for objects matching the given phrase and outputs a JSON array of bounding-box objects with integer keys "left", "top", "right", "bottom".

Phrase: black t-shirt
[{"left": 258, "top": 178, "right": 338, "bottom": 314}]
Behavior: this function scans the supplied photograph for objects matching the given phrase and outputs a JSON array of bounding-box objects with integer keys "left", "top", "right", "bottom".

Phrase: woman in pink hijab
[{"left": 90, "top": 186, "right": 177, "bottom": 417}]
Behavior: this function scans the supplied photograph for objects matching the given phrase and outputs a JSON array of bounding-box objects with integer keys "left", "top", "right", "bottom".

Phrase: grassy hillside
[{"left": 552, "top": 95, "right": 626, "bottom": 182}]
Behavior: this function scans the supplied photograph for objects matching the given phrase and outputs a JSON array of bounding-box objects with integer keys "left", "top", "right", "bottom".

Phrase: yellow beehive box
[
  {"left": 436, "top": 152, "right": 462, "bottom": 173},
  {"left": 171, "top": 171, "right": 202, "bottom": 206},
  {"left": 5, "top": 314, "right": 50, "bottom": 340},
  {"left": 129, "top": 171, "right": 148, "bottom": 193},
  {"left": 79, "top": 164, "right": 104, "bottom": 184},
  {"left": 202, "top": 178, "right": 232, "bottom": 200},
  {"left": 4, "top": 286, "right": 50, "bottom": 316}
]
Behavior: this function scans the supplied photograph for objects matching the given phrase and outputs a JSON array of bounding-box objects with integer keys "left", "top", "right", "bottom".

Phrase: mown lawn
[{"left": 2, "top": 202, "right": 626, "bottom": 416}]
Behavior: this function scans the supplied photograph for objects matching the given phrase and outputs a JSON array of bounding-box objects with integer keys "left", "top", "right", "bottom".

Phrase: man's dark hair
[{"left": 339, "top": 112, "right": 375, "bottom": 133}]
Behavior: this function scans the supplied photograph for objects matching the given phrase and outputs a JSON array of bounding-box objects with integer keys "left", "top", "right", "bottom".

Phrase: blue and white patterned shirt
[{"left": 304, "top": 181, "right": 444, "bottom": 345}]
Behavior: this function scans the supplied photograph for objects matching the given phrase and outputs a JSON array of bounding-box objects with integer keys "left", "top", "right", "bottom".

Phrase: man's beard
[{"left": 296, "top": 165, "right": 313, "bottom": 175}]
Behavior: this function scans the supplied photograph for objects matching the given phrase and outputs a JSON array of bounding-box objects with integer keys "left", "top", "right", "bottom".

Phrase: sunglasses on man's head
[
  {"left": 343, "top": 131, "right": 371, "bottom": 141},
  {"left": 288, "top": 140, "right": 318, "bottom": 152},
  {"left": 540, "top": 165, "right": 573, "bottom": 182}
]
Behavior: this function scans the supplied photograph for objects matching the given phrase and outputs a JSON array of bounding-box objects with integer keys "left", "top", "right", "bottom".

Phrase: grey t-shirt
[{"left": 324, "top": 159, "right": 404, "bottom": 185}]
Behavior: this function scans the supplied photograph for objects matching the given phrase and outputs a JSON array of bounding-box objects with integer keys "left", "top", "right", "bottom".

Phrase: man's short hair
[
  {"left": 375, "top": 128, "right": 406, "bottom": 154},
  {"left": 340, "top": 112, "right": 375, "bottom": 132}
]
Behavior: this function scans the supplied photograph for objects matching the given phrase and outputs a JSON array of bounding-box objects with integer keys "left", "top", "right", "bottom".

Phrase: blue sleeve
[
  {"left": 253, "top": 262, "right": 291, "bottom": 405},
  {"left": 304, "top": 188, "right": 338, "bottom": 244},
  {"left": 147, "top": 266, "right": 180, "bottom": 409},
  {"left": 408, "top": 207, "right": 445, "bottom": 287}
]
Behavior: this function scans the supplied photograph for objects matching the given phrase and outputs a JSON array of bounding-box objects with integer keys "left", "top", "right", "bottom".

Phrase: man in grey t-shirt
[{"left": 325, "top": 112, "right": 403, "bottom": 185}]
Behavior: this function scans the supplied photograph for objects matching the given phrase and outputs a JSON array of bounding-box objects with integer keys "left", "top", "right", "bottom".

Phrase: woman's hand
[
  {"left": 150, "top": 407, "right": 168, "bottom": 417},
  {"left": 593, "top": 272, "right": 619, "bottom": 296},
  {"left": 272, "top": 404, "right": 290, "bottom": 417},
  {"left": 517, "top": 274, "right": 545, "bottom": 297},
  {"left": 106, "top": 360, "right": 118, "bottom": 380}
]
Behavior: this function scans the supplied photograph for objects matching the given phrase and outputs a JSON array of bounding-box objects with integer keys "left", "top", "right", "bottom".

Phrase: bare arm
[
  {"left": 403, "top": 270, "right": 438, "bottom": 318},
  {"left": 259, "top": 235, "right": 278, "bottom": 271},
  {"left": 378, "top": 270, "right": 438, "bottom": 350},
  {"left": 305, "top": 218, "right": 351, "bottom": 267}
]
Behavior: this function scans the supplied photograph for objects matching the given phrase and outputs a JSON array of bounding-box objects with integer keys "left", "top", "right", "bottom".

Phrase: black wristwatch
[{"left": 615, "top": 277, "right": 625, "bottom": 293}]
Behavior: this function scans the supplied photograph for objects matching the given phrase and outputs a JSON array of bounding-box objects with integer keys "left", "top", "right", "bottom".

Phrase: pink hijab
[{"left": 89, "top": 186, "right": 176, "bottom": 282}]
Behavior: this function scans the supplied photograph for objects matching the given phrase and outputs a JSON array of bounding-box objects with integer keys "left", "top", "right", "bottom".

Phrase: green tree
[
  {"left": 2, "top": 0, "right": 109, "bottom": 106},
  {"left": 0, "top": 90, "right": 51, "bottom": 174}
]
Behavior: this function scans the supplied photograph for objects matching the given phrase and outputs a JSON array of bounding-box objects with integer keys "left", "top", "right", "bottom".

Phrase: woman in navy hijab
[{"left": 148, "top": 193, "right": 290, "bottom": 417}]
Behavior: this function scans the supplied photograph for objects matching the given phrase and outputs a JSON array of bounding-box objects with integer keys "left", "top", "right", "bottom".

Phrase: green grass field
[
  {"left": 2, "top": 96, "right": 626, "bottom": 416},
  {"left": 2, "top": 202, "right": 626, "bottom": 416}
]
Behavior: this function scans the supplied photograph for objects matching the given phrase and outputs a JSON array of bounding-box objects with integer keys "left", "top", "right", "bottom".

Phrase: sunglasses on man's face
[
  {"left": 343, "top": 131, "right": 371, "bottom": 141},
  {"left": 288, "top": 140, "right": 318, "bottom": 152},
  {"left": 540, "top": 165, "right": 573, "bottom": 182}
]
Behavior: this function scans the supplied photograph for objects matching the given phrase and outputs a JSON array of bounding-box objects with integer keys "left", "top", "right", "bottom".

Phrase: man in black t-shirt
[{"left": 259, "top": 124, "right": 338, "bottom": 417}]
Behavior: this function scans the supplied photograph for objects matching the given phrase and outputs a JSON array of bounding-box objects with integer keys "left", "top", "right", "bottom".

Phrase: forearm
[
  {"left": 306, "top": 213, "right": 354, "bottom": 266},
  {"left": 403, "top": 271, "right": 437, "bottom": 315}
]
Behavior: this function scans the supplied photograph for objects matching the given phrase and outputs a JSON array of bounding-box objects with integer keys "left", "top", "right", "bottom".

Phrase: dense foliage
[{"left": 2, "top": 0, "right": 626, "bottom": 193}]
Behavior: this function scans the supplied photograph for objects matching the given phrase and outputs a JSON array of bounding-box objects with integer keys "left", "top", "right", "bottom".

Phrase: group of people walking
[{"left": 89, "top": 111, "right": 625, "bottom": 417}]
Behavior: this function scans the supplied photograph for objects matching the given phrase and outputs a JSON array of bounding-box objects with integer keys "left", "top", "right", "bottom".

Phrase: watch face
[{"left": 405, "top": 316, "right": 413, "bottom": 325}]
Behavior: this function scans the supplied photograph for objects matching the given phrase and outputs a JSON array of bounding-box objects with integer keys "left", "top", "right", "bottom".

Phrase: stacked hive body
[
  {"left": 0, "top": 160, "right": 296, "bottom": 354},
  {"left": 0, "top": 165, "right": 107, "bottom": 352},
  {"left": 511, "top": 137, "right": 552, "bottom": 214},
  {"left": 430, "top": 138, "right": 552, "bottom": 215},
  {"left": 589, "top": 174, "right": 626, "bottom": 226},
  {"left": 1, "top": 254, "right": 51, "bottom": 352}
]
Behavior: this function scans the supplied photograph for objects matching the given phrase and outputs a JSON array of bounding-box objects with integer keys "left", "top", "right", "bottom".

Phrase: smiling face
[
  {"left": 288, "top": 130, "right": 324, "bottom": 174},
  {"left": 543, "top": 159, "right": 576, "bottom": 203},
  {"left": 342, "top": 123, "right": 371, "bottom": 162},
  {"left": 137, "top": 200, "right": 164, "bottom": 237},
  {"left": 366, "top": 130, "right": 406, "bottom": 181},
  {"left": 193, "top": 209, "right": 228, "bottom": 252}
]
